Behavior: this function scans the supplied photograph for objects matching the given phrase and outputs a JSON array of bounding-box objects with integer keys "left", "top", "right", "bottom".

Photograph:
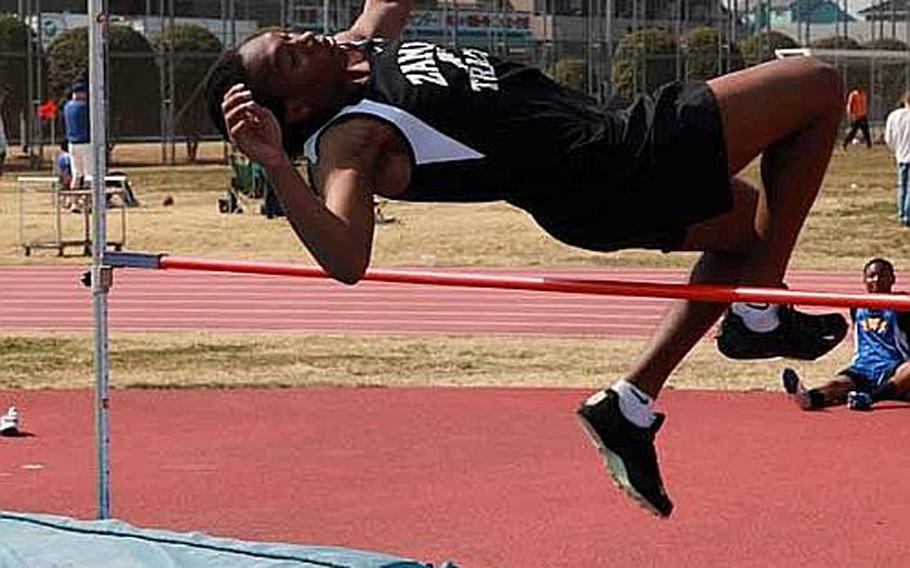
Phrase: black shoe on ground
[
  {"left": 782, "top": 367, "right": 816, "bottom": 410},
  {"left": 717, "top": 305, "right": 847, "bottom": 361},
  {"left": 576, "top": 390, "right": 673, "bottom": 518},
  {"left": 847, "top": 390, "right": 874, "bottom": 411}
]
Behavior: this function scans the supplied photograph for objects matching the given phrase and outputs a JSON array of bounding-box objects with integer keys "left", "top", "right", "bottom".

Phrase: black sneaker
[
  {"left": 576, "top": 390, "right": 673, "bottom": 517},
  {"left": 717, "top": 305, "right": 847, "bottom": 360},
  {"left": 847, "top": 390, "right": 874, "bottom": 411},
  {"left": 782, "top": 367, "right": 815, "bottom": 410}
]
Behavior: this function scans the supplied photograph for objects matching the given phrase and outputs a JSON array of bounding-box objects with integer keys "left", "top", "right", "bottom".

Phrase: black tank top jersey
[{"left": 303, "top": 40, "right": 634, "bottom": 203}]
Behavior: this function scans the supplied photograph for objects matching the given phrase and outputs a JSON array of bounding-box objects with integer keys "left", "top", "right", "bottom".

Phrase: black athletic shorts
[{"left": 514, "top": 81, "right": 733, "bottom": 253}]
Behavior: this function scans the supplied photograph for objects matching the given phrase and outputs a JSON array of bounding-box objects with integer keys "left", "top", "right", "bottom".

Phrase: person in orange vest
[{"left": 844, "top": 87, "right": 872, "bottom": 149}]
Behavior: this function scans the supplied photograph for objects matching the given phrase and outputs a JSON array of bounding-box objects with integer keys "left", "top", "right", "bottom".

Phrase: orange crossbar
[{"left": 154, "top": 255, "right": 910, "bottom": 311}]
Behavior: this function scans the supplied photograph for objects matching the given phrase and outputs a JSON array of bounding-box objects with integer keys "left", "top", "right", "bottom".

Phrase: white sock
[
  {"left": 732, "top": 302, "right": 780, "bottom": 333},
  {"left": 608, "top": 379, "right": 656, "bottom": 428}
]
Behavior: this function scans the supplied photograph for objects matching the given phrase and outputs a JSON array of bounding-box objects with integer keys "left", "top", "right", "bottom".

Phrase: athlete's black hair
[{"left": 205, "top": 29, "right": 311, "bottom": 158}]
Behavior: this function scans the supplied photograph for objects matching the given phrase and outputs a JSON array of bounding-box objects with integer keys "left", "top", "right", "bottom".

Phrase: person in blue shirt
[
  {"left": 55, "top": 144, "right": 72, "bottom": 189},
  {"left": 63, "top": 80, "right": 90, "bottom": 188},
  {"left": 53, "top": 143, "right": 84, "bottom": 211},
  {"left": 0, "top": 86, "right": 8, "bottom": 177},
  {"left": 783, "top": 257, "right": 910, "bottom": 410}
]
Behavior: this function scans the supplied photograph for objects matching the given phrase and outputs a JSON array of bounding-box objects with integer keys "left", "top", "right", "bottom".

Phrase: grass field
[{"left": 0, "top": 142, "right": 902, "bottom": 391}]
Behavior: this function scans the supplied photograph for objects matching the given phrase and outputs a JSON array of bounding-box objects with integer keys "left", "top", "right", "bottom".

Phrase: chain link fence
[{"left": 3, "top": 2, "right": 909, "bottom": 164}]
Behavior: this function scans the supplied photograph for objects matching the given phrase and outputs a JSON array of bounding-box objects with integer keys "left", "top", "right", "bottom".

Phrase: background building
[{"left": 2, "top": 0, "right": 909, "bottom": 163}]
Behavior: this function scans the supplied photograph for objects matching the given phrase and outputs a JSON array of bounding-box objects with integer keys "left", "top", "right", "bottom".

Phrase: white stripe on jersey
[{"left": 304, "top": 99, "right": 484, "bottom": 166}]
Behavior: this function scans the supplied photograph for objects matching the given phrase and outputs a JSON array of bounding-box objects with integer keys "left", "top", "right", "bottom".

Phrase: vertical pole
[
  {"left": 25, "top": 0, "right": 34, "bottom": 165},
  {"left": 221, "top": 0, "right": 226, "bottom": 44},
  {"left": 675, "top": 0, "right": 682, "bottom": 81},
  {"left": 230, "top": 0, "right": 237, "bottom": 48},
  {"left": 631, "top": 0, "right": 638, "bottom": 93},
  {"left": 168, "top": 0, "right": 176, "bottom": 165},
  {"left": 36, "top": 0, "right": 43, "bottom": 163},
  {"left": 844, "top": 0, "right": 849, "bottom": 88},
  {"left": 453, "top": 1, "right": 459, "bottom": 47},
  {"left": 53, "top": 180, "right": 60, "bottom": 250},
  {"left": 879, "top": 0, "right": 884, "bottom": 41},
  {"left": 584, "top": 0, "right": 596, "bottom": 96},
  {"left": 717, "top": 0, "right": 723, "bottom": 75},
  {"left": 489, "top": 0, "right": 495, "bottom": 57},
  {"left": 756, "top": 0, "right": 763, "bottom": 62},
  {"left": 159, "top": 0, "right": 166, "bottom": 163},
  {"left": 16, "top": 179, "right": 22, "bottom": 250},
  {"left": 323, "top": 0, "right": 330, "bottom": 33},
  {"left": 905, "top": 0, "right": 909, "bottom": 91},
  {"left": 604, "top": 0, "right": 613, "bottom": 95},
  {"left": 88, "top": 0, "right": 111, "bottom": 520},
  {"left": 640, "top": 0, "right": 646, "bottom": 91}
]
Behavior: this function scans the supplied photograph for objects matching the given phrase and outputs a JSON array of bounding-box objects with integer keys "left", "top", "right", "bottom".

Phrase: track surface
[
  {"left": 1, "top": 387, "right": 908, "bottom": 568},
  {"left": 0, "top": 266, "right": 861, "bottom": 336},
  {"left": 2, "top": 265, "right": 904, "bottom": 567}
]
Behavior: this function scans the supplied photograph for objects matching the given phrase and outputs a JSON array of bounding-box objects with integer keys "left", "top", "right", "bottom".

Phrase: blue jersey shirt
[
  {"left": 63, "top": 99, "right": 89, "bottom": 143},
  {"left": 849, "top": 307, "right": 910, "bottom": 379},
  {"left": 56, "top": 152, "right": 71, "bottom": 176}
]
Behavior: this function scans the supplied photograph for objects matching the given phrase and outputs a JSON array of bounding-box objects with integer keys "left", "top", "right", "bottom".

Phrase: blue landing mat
[{"left": 0, "top": 511, "right": 445, "bottom": 568}]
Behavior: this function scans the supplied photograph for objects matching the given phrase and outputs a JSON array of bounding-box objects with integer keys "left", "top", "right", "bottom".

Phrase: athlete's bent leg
[
  {"left": 628, "top": 56, "right": 844, "bottom": 398},
  {"left": 876, "top": 361, "right": 910, "bottom": 401},
  {"left": 578, "top": 57, "right": 845, "bottom": 517},
  {"left": 782, "top": 368, "right": 854, "bottom": 410}
]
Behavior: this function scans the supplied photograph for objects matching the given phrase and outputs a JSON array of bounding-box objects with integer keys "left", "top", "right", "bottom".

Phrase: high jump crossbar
[{"left": 102, "top": 251, "right": 910, "bottom": 311}]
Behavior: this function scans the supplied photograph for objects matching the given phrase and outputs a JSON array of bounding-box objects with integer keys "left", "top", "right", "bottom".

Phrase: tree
[
  {"left": 864, "top": 38, "right": 908, "bottom": 51},
  {"left": 611, "top": 27, "right": 677, "bottom": 102},
  {"left": 0, "top": 15, "right": 35, "bottom": 141},
  {"left": 152, "top": 24, "right": 223, "bottom": 162},
  {"left": 863, "top": 38, "right": 910, "bottom": 111},
  {"left": 682, "top": 26, "right": 743, "bottom": 81},
  {"left": 805, "top": 36, "right": 863, "bottom": 98},
  {"left": 47, "top": 25, "right": 160, "bottom": 141},
  {"left": 738, "top": 30, "right": 798, "bottom": 66}
]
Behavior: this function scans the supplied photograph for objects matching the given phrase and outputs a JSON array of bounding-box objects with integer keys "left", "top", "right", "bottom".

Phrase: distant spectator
[
  {"left": 63, "top": 80, "right": 91, "bottom": 188},
  {"left": 885, "top": 90, "right": 910, "bottom": 227},
  {"left": 843, "top": 87, "right": 872, "bottom": 149},
  {"left": 783, "top": 258, "right": 910, "bottom": 411},
  {"left": 54, "top": 143, "right": 72, "bottom": 189},
  {"left": 0, "top": 86, "right": 8, "bottom": 176},
  {"left": 53, "top": 144, "right": 83, "bottom": 212}
]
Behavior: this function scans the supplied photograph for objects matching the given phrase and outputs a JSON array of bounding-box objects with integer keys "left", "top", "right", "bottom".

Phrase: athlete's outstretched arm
[
  {"left": 222, "top": 84, "right": 378, "bottom": 284},
  {"left": 337, "top": 0, "right": 413, "bottom": 42}
]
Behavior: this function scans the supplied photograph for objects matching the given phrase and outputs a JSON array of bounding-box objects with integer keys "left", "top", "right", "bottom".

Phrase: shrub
[
  {"left": 682, "top": 26, "right": 743, "bottom": 81},
  {"left": 47, "top": 24, "right": 161, "bottom": 140},
  {"left": 612, "top": 27, "right": 677, "bottom": 101},
  {"left": 862, "top": 38, "right": 910, "bottom": 111},
  {"left": 738, "top": 30, "right": 799, "bottom": 65},
  {"left": 0, "top": 15, "right": 35, "bottom": 140},
  {"left": 810, "top": 35, "right": 861, "bottom": 50},
  {"left": 864, "top": 38, "right": 908, "bottom": 51},
  {"left": 552, "top": 57, "right": 587, "bottom": 92},
  {"left": 151, "top": 24, "right": 223, "bottom": 160}
]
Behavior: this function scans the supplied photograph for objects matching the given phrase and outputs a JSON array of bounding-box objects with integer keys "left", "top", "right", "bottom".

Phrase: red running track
[
  {"left": 0, "top": 266, "right": 862, "bottom": 336},
  {"left": 1, "top": 266, "right": 907, "bottom": 566},
  {"left": 1, "top": 387, "right": 909, "bottom": 567}
]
